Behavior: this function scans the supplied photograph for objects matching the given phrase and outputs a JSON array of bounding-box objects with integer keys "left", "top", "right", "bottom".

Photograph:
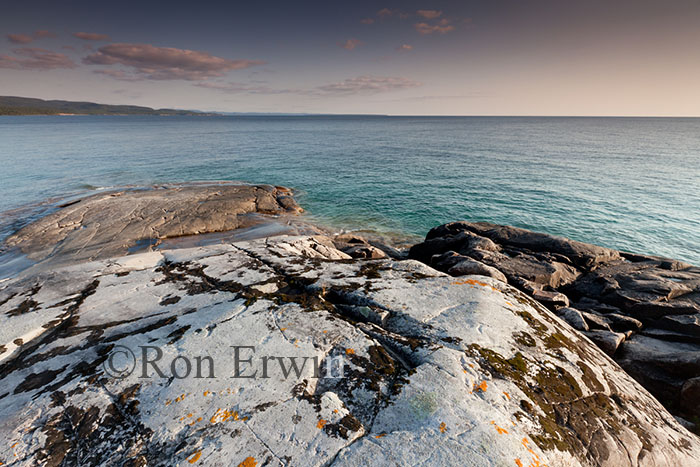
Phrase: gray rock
[
  {"left": 5, "top": 183, "right": 301, "bottom": 266},
  {"left": 554, "top": 307, "right": 589, "bottom": 331},
  {"left": 447, "top": 259, "right": 508, "bottom": 283},
  {"left": 1, "top": 235, "right": 699, "bottom": 466}
]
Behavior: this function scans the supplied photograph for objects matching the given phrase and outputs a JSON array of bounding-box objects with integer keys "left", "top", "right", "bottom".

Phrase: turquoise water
[{"left": 0, "top": 115, "right": 698, "bottom": 264}]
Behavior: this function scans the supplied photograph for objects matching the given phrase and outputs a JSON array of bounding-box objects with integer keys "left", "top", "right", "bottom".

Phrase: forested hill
[{"left": 0, "top": 96, "right": 213, "bottom": 116}]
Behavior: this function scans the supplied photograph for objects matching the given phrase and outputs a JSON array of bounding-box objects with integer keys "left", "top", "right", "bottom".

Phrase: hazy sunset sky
[{"left": 1, "top": 0, "right": 699, "bottom": 115}]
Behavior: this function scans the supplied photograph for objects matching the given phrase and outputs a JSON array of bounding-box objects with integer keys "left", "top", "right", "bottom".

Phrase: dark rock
[
  {"left": 581, "top": 311, "right": 612, "bottom": 331},
  {"left": 427, "top": 221, "right": 620, "bottom": 267},
  {"left": 628, "top": 301, "right": 700, "bottom": 320},
  {"left": 583, "top": 330, "right": 626, "bottom": 356},
  {"left": 680, "top": 377, "right": 700, "bottom": 418},
  {"left": 642, "top": 328, "right": 700, "bottom": 346},
  {"left": 341, "top": 245, "right": 387, "bottom": 259},
  {"left": 410, "top": 220, "right": 700, "bottom": 421},
  {"left": 605, "top": 313, "right": 643, "bottom": 332},
  {"left": 531, "top": 289, "right": 569, "bottom": 308},
  {"left": 653, "top": 314, "right": 700, "bottom": 338},
  {"left": 554, "top": 307, "right": 589, "bottom": 331},
  {"left": 617, "top": 336, "right": 700, "bottom": 403}
]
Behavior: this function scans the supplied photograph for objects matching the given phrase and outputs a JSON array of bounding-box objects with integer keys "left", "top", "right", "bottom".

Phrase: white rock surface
[{"left": 0, "top": 236, "right": 698, "bottom": 466}]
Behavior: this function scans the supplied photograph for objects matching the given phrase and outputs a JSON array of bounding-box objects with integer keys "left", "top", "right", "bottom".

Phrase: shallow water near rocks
[{"left": 0, "top": 115, "right": 698, "bottom": 264}]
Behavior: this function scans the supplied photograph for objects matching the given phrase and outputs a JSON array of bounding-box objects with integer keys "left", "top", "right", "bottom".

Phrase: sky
[{"left": 1, "top": 0, "right": 699, "bottom": 115}]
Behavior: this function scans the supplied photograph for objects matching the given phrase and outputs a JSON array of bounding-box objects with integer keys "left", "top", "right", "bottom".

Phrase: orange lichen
[
  {"left": 474, "top": 380, "right": 488, "bottom": 392},
  {"left": 280, "top": 327, "right": 287, "bottom": 331},
  {"left": 452, "top": 279, "right": 498, "bottom": 291},
  {"left": 165, "top": 400, "right": 172, "bottom": 406},
  {"left": 323, "top": 330, "right": 328, "bottom": 333},
  {"left": 439, "top": 422, "right": 447, "bottom": 433},
  {"left": 203, "top": 391, "right": 210, "bottom": 396},
  {"left": 317, "top": 419, "right": 328, "bottom": 429},
  {"left": 10, "top": 443, "right": 17, "bottom": 449},
  {"left": 503, "top": 391, "right": 511, "bottom": 400},
  {"left": 174, "top": 393, "right": 187, "bottom": 403},
  {"left": 374, "top": 433, "right": 387, "bottom": 439},
  {"left": 333, "top": 409, "right": 338, "bottom": 414},
  {"left": 210, "top": 408, "right": 240, "bottom": 424},
  {"left": 490, "top": 421, "right": 508, "bottom": 435},
  {"left": 345, "top": 348, "right": 355, "bottom": 355},
  {"left": 515, "top": 459, "right": 523, "bottom": 467},
  {"left": 238, "top": 457, "right": 256, "bottom": 467},
  {"left": 187, "top": 450, "right": 202, "bottom": 463}
]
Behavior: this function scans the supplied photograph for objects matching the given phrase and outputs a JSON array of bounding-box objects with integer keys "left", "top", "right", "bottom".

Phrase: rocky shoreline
[
  {"left": 408, "top": 222, "right": 700, "bottom": 430},
  {"left": 0, "top": 184, "right": 699, "bottom": 466}
]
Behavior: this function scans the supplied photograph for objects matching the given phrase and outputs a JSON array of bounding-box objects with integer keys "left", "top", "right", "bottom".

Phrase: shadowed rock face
[
  {"left": 1, "top": 235, "right": 699, "bottom": 466},
  {"left": 4, "top": 183, "right": 302, "bottom": 265},
  {"left": 409, "top": 221, "right": 700, "bottom": 428}
]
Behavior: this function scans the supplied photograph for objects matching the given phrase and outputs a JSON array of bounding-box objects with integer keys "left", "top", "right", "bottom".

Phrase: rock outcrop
[
  {"left": 4, "top": 183, "right": 302, "bottom": 266},
  {"left": 409, "top": 221, "right": 700, "bottom": 427},
  {"left": 1, "top": 233, "right": 699, "bottom": 466}
]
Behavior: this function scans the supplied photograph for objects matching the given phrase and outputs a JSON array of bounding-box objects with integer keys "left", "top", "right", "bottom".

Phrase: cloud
[
  {"left": 417, "top": 10, "right": 442, "bottom": 19},
  {"left": 93, "top": 69, "right": 141, "bottom": 81},
  {"left": 415, "top": 18, "right": 455, "bottom": 35},
  {"left": 73, "top": 32, "right": 111, "bottom": 41},
  {"left": 34, "top": 30, "right": 57, "bottom": 38},
  {"left": 83, "top": 43, "right": 265, "bottom": 80},
  {"left": 396, "top": 44, "right": 413, "bottom": 52},
  {"left": 0, "top": 48, "right": 77, "bottom": 70},
  {"left": 377, "top": 8, "right": 395, "bottom": 18},
  {"left": 340, "top": 38, "right": 363, "bottom": 50},
  {"left": 317, "top": 76, "right": 422, "bottom": 95},
  {"left": 7, "top": 34, "right": 34, "bottom": 44},
  {"left": 195, "top": 81, "right": 296, "bottom": 94},
  {"left": 198, "top": 76, "right": 421, "bottom": 96},
  {"left": 360, "top": 18, "right": 375, "bottom": 25},
  {"left": 7, "top": 30, "right": 58, "bottom": 44}
]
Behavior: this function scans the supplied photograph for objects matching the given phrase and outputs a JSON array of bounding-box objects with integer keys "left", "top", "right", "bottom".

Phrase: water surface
[{"left": 1, "top": 115, "right": 698, "bottom": 264}]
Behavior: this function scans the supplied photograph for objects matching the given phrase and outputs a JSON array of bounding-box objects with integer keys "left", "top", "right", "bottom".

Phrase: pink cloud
[
  {"left": 34, "top": 30, "right": 57, "bottom": 38},
  {"left": 7, "top": 34, "right": 34, "bottom": 44},
  {"left": 317, "top": 76, "right": 422, "bottom": 95},
  {"left": 73, "top": 32, "right": 111, "bottom": 41},
  {"left": 7, "top": 30, "right": 58, "bottom": 44},
  {"left": 83, "top": 43, "right": 265, "bottom": 80},
  {"left": 415, "top": 18, "right": 455, "bottom": 35},
  {"left": 377, "top": 8, "right": 395, "bottom": 18},
  {"left": 196, "top": 81, "right": 296, "bottom": 94},
  {"left": 417, "top": 10, "right": 442, "bottom": 19},
  {"left": 396, "top": 44, "right": 413, "bottom": 52},
  {"left": 93, "top": 69, "right": 141, "bottom": 81},
  {"left": 340, "top": 38, "right": 363, "bottom": 50},
  {"left": 0, "top": 48, "right": 77, "bottom": 70},
  {"left": 360, "top": 18, "right": 375, "bottom": 25}
]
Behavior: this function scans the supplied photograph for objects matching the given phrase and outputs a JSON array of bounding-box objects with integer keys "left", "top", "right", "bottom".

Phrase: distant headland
[{"left": 0, "top": 96, "right": 216, "bottom": 116}]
